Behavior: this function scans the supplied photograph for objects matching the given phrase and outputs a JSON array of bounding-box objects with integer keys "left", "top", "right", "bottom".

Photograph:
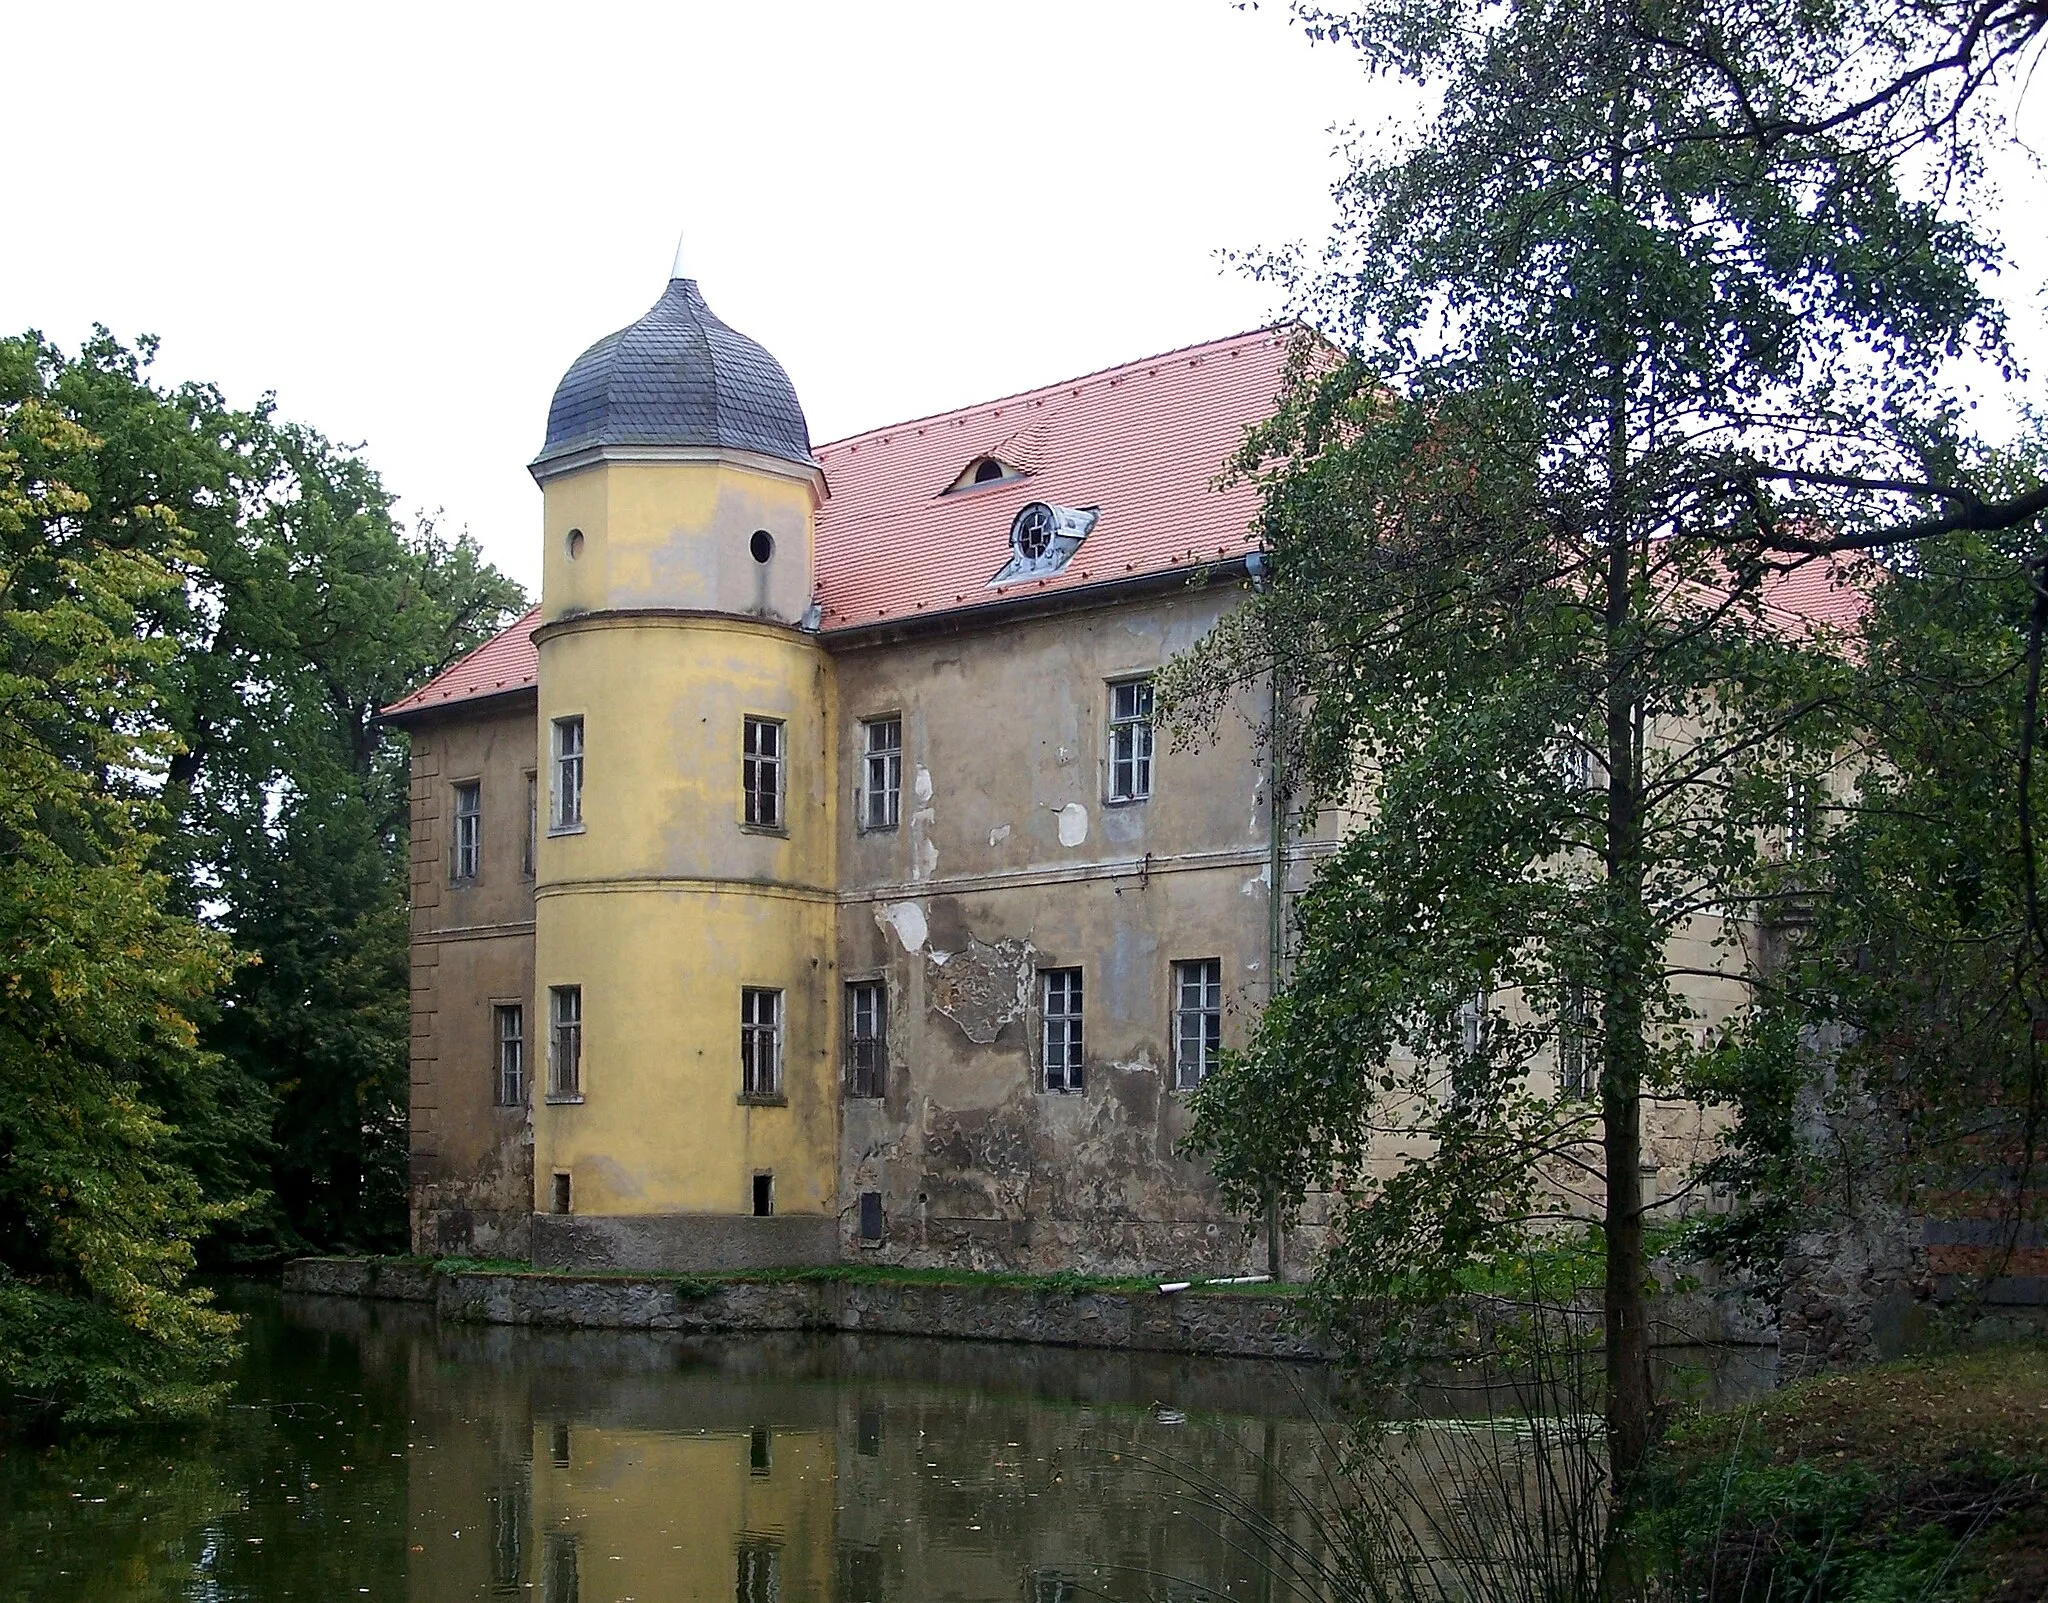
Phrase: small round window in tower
[
  {"left": 566, "top": 528, "right": 585, "bottom": 560},
  {"left": 750, "top": 530, "right": 775, "bottom": 564}
]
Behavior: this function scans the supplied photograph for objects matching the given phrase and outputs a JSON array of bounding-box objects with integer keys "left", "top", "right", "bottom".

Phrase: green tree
[
  {"left": 1165, "top": 0, "right": 2046, "bottom": 1495},
  {"left": 0, "top": 391, "right": 241, "bottom": 1427},
  {"left": 7, "top": 330, "right": 525, "bottom": 1258}
]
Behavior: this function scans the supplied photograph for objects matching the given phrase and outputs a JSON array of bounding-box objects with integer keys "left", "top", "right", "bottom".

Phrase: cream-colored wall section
[
  {"left": 532, "top": 887, "right": 836, "bottom": 1217},
  {"left": 531, "top": 453, "right": 838, "bottom": 1227},
  {"left": 535, "top": 618, "right": 834, "bottom": 889},
  {"left": 541, "top": 458, "right": 817, "bottom": 625}
]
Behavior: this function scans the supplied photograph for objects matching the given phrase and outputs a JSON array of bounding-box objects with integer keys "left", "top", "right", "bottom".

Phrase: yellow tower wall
[{"left": 530, "top": 455, "right": 839, "bottom": 1268}]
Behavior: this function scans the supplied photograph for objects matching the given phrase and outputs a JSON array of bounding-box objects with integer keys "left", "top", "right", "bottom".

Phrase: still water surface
[
  {"left": 2, "top": 1283, "right": 1360, "bottom": 1602},
  {"left": 1, "top": 1285, "right": 1771, "bottom": 1602}
]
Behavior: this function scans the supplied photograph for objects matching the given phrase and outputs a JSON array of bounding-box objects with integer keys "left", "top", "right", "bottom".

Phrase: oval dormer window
[{"left": 989, "top": 502, "right": 1098, "bottom": 588}]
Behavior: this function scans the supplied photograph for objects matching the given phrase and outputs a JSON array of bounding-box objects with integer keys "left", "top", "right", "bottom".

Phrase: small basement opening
[{"left": 752, "top": 1172, "right": 774, "bottom": 1217}]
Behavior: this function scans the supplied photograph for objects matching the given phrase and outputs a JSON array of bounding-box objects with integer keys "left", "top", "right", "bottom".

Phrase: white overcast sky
[{"left": 6, "top": 2, "right": 2043, "bottom": 595}]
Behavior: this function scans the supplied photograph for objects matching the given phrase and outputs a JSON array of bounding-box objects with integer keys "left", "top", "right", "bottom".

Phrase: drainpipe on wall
[{"left": 1264, "top": 653, "right": 1287, "bottom": 1282}]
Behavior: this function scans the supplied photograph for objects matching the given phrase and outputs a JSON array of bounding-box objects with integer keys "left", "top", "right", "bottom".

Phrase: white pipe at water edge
[{"left": 1156, "top": 1274, "right": 1272, "bottom": 1295}]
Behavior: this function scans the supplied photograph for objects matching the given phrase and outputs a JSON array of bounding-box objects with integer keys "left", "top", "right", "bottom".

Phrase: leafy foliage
[
  {"left": 0, "top": 328, "right": 523, "bottom": 1424},
  {"left": 1163, "top": 0, "right": 2044, "bottom": 1483},
  {"left": 0, "top": 390, "right": 240, "bottom": 1426},
  {"left": 8, "top": 330, "right": 525, "bottom": 1258}
]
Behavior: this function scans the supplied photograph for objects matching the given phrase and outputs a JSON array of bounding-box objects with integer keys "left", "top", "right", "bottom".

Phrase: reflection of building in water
[{"left": 392, "top": 1313, "right": 1341, "bottom": 1602}]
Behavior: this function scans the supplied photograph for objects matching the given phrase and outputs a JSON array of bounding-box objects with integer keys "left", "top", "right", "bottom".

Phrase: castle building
[{"left": 385, "top": 265, "right": 1330, "bottom": 1276}]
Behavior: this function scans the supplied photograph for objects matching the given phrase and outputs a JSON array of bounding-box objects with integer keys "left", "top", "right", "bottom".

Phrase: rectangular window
[
  {"left": 548, "top": 985, "right": 582, "bottom": 1099},
  {"left": 551, "top": 717, "right": 584, "bottom": 832},
  {"left": 1559, "top": 983, "right": 1591, "bottom": 1098},
  {"left": 494, "top": 1004, "right": 525, "bottom": 1106},
  {"left": 523, "top": 770, "right": 537, "bottom": 877},
  {"left": 736, "top": 1540, "right": 780, "bottom": 1601},
  {"left": 1172, "top": 959, "right": 1223, "bottom": 1091},
  {"left": 1452, "top": 987, "right": 1489, "bottom": 1111},
  {"left": 452, "top": 782, "right": 481, "bottom": 881},
  {"left": 543, "top": 1532, "right": 578, "bottom": 1603},
  {"left": 748, "top": 1426, "right": 772, "bottom": 1475},
  {"left": 488, "top": 1480, "right": 525, "bottom": 1595},
  {"left": 1107, "top": 677, "right": 1154, "bottom": 803},
  {"left": 1041, "top": 968, "right": 1085, "bottom": 1092},
  {"left": 1784, "top": 776, "right": 1817, "bottom": 859},
  {"left": 743, "top": 716, "right": 783, "bottom": 829},
  {"left": 752, "top": 1172, "right": 774, "bottom": 1217},
  {"left": 844, "top": 980, "right": 886, "bottom": 1098},
  {"left": 859, "top": 717, "right": 901, "bottom": 831},
  {"left": 858, "top": 1190, "right": 884, "bottom": 1243},
  {"left": 550, "top": 1172, "right": 571, "bottom": 1214},
  {"left": 740, "top": 987, "right": 782, "bottom": 1099}
]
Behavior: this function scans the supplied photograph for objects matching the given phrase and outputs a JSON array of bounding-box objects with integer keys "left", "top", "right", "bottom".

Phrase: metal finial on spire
[{"left": 669, "top": 230, "right": 687, "bottom": 281}]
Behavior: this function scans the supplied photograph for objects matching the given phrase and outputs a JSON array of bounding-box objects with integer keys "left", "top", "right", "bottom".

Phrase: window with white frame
[
  {"left": 1784, "top": 776, "right": 1818, "bottom": 859},
  {"left": 551, "top": 717, "right": 584, "bottom": 832},
  {"left": 845, "top": 980, "right": 885, "bottom": 1098},
  {"left": 494, "top": 1003, "right": 525, "bottom": 1106},
  {"left": 1041, "top": 968, "right": 1085, "bottom": 1092},
  {"left": 452, "top": 782, "right": 481, "bottom": 881},
  {"left": 743, "top": 717, "right": 783, "bottom": 829},
  {"left": 1558, "top": 983, "right": 1591, "bottom": 1098},
  {"left": 741, "top": 987, "right": 783, "bottom": 1099},
  {"left": 860, "top": 717, "right": 901, "bottom": 831},
  {"left": 548, "top": 985, "right": 581, "bottom": 1099},
  {"left": 1172, "top": 959, "right": 1223, "bottom": 1091},
  {"left": 1106, "top": 678, "right": 1154, "bottom": 802}
]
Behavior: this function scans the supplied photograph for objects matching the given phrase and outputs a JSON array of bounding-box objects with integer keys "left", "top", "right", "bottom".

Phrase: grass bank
[{"left": 1641, "top": 1342, "right": 2048, "bottom": 1601}]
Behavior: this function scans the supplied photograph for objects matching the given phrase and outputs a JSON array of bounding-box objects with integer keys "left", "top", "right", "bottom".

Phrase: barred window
[
  {"left": 452, "top": 782, "right": 481, "bottom": 881},
  {"left": 741, "top": 987, "right": 782, "bottom": 1099},
  {"left": 860, "top": 717, "right": 901, "bottom": 831},
  {"left": 1559, "top": 983, "right": 1592, "bottom": 1098},
  {"left": 551, "top": 717, "right": 584, "bottom": 831},
  {"left": 1041, "top": 968, "right": 1085, "bottom": 1092},
  {"left": 1172, "top": 959, "right": 1223, "bottom": 1091},
  {"left": 1107, "top": 678, "right": 1154, "bottom": 802},
  {"left": 548, "top": 985, "right": 581, "bottom": 1100},
  {"left": 494, "top": 1004, "right": 525, "bottom": 1106},
  {"left": 743, "top": 717, "right": 783, "bottom": 829},
  {"left": 845, "top": 980, "right": 885, "bottom": 1098}
]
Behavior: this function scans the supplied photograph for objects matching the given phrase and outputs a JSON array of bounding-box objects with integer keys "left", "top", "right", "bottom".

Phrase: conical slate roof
[{"left": 533, "top": 277, "right": 813, "bottom": 473}]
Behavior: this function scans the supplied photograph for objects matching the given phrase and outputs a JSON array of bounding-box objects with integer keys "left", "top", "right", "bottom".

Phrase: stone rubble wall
[{"left": 282, "top": 1257, "right": 1770, "bottom": 1362}]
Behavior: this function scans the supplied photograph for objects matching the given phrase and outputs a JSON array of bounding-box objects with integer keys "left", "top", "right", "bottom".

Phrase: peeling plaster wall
[
  {"left": 405, "top": 699, "right": 538, "bottom": 1260},
  {"left": 831, "top": 589, "right": 1331, "bottom": 1277}
]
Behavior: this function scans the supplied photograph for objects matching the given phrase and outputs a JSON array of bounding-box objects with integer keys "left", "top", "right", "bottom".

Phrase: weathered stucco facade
[
  {"left": 391, "top": 269, "right": 1758, "bottom": 1279},
  {"left": 405, "top": 696, "right": 538, "bottom": 1260}
]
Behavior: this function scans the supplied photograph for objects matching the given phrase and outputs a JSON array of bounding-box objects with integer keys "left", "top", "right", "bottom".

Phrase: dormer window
[
  {"left": 945, "top": 455, "right": 1024, "bottom": 494},
  {"left": 990, "top": 501, "right": 1098, "bottom": 587}
]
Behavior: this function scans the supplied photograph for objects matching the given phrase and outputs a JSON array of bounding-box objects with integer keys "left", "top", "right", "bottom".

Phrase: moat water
[{"left": 0, "top": 1284, "right": 1772, "bottom": 1602}]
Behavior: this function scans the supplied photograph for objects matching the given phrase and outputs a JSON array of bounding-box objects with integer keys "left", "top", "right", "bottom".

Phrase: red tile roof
[
  {"left": 379, "top": 327, "right": 1868, "bottom": 723},
  {"left": 810, "top": 327, "right": 1291, "bottom": 629},
  {"left": 382, "top": 604, "right": 542, "bottom": 720},
  {"left": 383, "top": 329, "right": 1294, "bottom": 719}
]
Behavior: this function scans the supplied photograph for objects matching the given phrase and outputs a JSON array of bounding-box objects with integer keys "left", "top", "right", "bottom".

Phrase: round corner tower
[{"left": 526, "top": 264, "right": 839, "bottom": 1268}]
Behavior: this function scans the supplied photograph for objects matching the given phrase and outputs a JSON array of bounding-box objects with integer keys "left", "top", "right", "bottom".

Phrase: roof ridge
[{"left": 813, "top": 324, "right": 1292, "bottom": 454}]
